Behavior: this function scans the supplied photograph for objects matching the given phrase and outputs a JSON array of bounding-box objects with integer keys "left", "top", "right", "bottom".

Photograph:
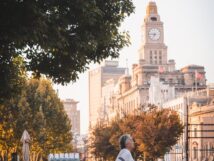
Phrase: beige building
[
  {"left": 63, "top": 99, "right": 80, "bottom": 134},
  {"left": 101, "top": 78, "right": 119, "bottom": 122},
  {"left": 89, "top": 1, "right": 207, "bottom": 128},
  {"left": 88, "top": 61, "right": 126, "bottom": 161},
  {"left": 189, "top": 100, "right": 214, "bottom": 161},
  {"left": 88, "top": 1, "right": 210, "bottom": 161},
  {"left": 98, "top": 1, "right": 206, "bottom": 120},
  {"left": 162, "top": 86, "right": 214, "bottom": 161},
  {"left": 89, "top": 60, "right": 126, "bottom": 128}
]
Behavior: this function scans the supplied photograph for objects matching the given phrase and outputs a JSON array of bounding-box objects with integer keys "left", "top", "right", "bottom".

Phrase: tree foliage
[
  {"left": 0, "top": 79, "right": 72, "bottom": 161},
  {"left": 90, "top": 122, "right": 118, "bottom": 161},
  {"left": 19, "top": 79, "right": 72, "bottom": 157},
  {"left": 90, "top": 107, "right": 184, "bottom": 161},
  {"left": 134, "top": 108, "right": 184, "bottom": 160},
  {"left": 0, "top": 0, "right": 134, "bottom": 88},
  {"left": 0, "top": 56, "right": 26, "bottom": 103}
]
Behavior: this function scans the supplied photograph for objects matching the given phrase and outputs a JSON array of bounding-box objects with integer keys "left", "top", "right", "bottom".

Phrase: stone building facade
[
  {"left": 88, "top": 1, "right": 209, "bottom": 160},
  {"left": 189, "top": 100, "right": 214, "bottom": 161},
  {"left": 162, "top": 86, "right": 214, "bottom": 161},
  {"left": 88, "top": 60, "right": 126, "bottom": 128},
  {"left": 96, "top": 1, "right": 207, "bottom": 121}
]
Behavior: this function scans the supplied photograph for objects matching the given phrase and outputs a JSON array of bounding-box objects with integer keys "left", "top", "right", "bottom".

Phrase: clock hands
[
  {"left": 150, "top": 33, "right": 156, "bottom": 38},
  {"left": 149, "top": 28, "right": 160, "bottom": 40}
]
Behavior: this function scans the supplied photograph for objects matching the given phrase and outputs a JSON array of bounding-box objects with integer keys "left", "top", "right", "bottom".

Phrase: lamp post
[{"left": 185, "top": 97, "right": 189, "bottom": 161}]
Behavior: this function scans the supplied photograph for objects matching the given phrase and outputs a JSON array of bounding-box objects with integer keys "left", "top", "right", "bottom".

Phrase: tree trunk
[
  {"left": 3, "top": 153, "right": 8, "bottom": 161},
  {"left": 0, "top": 152, "right": 3, "bottom": 161},
  {"left": 35, "top": 152, "right": 40, "bottom": 161},
  {"left": 31, "top": 152, "right": 35, "bottom": 161},
  {"left": 143, "top": 152, "right": 146, "bottom": 161}
]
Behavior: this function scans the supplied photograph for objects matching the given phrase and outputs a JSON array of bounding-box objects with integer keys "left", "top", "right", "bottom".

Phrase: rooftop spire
[{"left": 146, "top": 1, "right": 158, "bottom": 15}]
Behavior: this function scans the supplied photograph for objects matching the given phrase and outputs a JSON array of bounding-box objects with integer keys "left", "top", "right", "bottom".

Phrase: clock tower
[{"left": 139, "top": 1, "right": 168, "bottom": 67}]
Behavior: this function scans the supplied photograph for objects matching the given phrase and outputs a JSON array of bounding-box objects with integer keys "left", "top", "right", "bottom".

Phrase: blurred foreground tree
[
  {"left": 90, "top": 107, "right": 184, "bottom": 161},
  {"left": 0, "top": 0, "right": 134, "bottom": 100},
  {"left": 0, "top": 56, "right": 26, "bottom": 103},
  {"left": 0, "top": 56, "right": 27, "bottom": 160}
]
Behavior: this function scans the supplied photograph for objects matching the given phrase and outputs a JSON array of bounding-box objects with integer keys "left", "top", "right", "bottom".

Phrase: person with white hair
[{"left": 115, "top": 134, "right": 135, "bottom": 161}]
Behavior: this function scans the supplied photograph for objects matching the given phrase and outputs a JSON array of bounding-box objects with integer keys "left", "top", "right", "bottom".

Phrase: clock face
[{"left": 149, "top": 28, "right": 160, "bottom": 41}]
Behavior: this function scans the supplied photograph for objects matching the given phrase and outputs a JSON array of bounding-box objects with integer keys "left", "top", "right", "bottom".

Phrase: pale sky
[{"left": 54, "top": 0, "right": 214, "bottom": 134}]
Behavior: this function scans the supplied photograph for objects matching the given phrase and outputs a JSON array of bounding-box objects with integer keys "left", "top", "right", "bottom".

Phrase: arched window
[
  {"left": 192, "top": 142, "right": 198, "bottom": 160},
  {"left": 206, "top": 144, "right": 208, "bottom": 157},
  {"left": 193, "top": 147, "right": 198, "bottom": 159}
]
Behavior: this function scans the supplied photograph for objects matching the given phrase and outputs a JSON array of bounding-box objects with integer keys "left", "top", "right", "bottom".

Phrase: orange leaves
[
  {"left": 134, "top": 108, "right": 184, "bottom": 160},
  {"left": 91, "top": 107, "right": 184, "bottom": 160}
]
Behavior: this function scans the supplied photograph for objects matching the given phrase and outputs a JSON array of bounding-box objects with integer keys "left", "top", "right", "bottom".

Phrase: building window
[
  {"left": 194, "top": 128, "right": 197, "bottom": 137},
  {"left": 169, "top": 79, "right": 173, "bottom": 83},
  {"left": 160, "top": 78, "right": 165, "bottom": 82},
  {"left": 159, "top": 60, "right": 162, "bottom": 64},
  {"left": 151, "top": 17, "right": 157, "bottom": 21},
  {"left": 210, "top": 145, "right": 214, "bottom": 157},
  {"left": 193, "top": 147, "right": 198, "bottom": 159},
  {"left": 150, "top": 51, "right": 153, "bottom": 61},
  {"left": 159, "top": 50, "right": 162, "bottom": 55},
  {"left": 202, "top": 145, "right": 206, "bottom": 158},
  {"left": 155, "top": 50, "right": 157, "bottom": 55},
  {"left": 159, "top": 56, "right": 162, "bottom": 59},
  {"left": 206, "top": 144, "right": 208, "bottom": 157}
]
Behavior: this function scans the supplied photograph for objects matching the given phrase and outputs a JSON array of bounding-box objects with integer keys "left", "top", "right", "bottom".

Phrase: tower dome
[{"left": 146, "top": 1, "right": 158, "bottom": 15}]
